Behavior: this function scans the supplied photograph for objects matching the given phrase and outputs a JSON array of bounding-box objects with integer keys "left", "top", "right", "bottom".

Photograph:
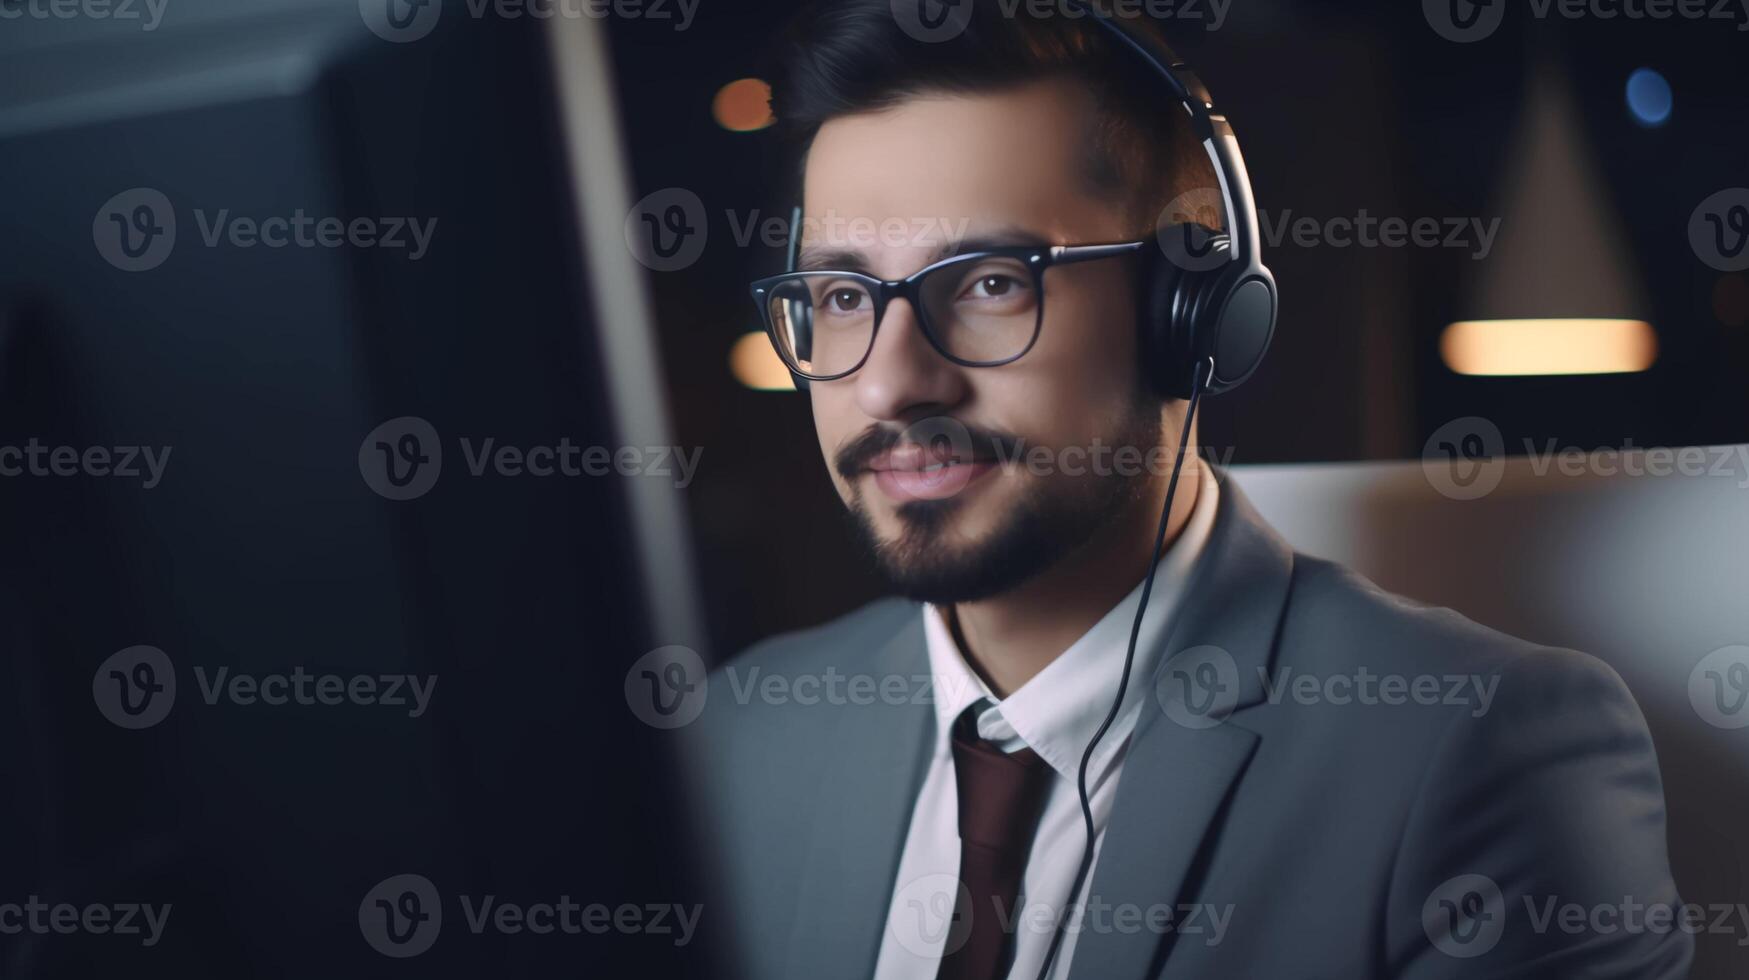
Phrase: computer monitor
[{"left": 0, "top": 1, "right": 702, "bottom": 973}]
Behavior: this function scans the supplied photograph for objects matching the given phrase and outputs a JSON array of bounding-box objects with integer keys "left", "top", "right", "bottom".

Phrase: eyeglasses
[{"left": 749, "top": 241, "right": 1147, "bottom": 382}]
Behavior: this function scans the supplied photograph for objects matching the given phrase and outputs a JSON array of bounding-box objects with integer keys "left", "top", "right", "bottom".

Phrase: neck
[{"left": 950, "top": 446, "right": 1203, "bottom": 698}]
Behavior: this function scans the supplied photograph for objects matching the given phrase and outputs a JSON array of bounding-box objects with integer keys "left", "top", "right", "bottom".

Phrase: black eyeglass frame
[{"left": 749, "top": 241, "right": 1148, "bottom": 382}]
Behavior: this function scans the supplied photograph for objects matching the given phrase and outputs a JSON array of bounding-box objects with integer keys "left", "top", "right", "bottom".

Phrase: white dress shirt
[{"left": 872, "top": 463, "right": 1220, "bottom": 980}]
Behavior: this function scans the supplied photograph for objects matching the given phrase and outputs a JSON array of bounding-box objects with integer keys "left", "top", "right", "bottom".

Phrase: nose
[{"left": 852, "top": 297, "right": 968, "bottom": 422}]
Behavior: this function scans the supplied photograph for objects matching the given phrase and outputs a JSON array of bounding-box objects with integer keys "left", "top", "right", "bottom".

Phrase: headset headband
[{"left": 1062, "top": 1, "right": 1264, "bottom": 270}]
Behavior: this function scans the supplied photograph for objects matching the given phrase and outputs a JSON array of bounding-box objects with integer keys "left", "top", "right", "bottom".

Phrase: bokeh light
[
  {"left": 1625, "top": 68, "right": 1672, "bottom": 127},
  {"left": 712, "top": 78, "right": 774, "bottom": 133}
]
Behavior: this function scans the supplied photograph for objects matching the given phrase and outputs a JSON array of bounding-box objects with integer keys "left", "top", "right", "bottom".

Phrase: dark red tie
[{"left": 936, "top": 704, "right": 1055, "bottom": 980}]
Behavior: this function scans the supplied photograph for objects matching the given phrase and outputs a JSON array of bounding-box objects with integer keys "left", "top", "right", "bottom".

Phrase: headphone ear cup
[
  {"left": 1139, "top": 229, "right": 1230, "bottom": 399},
  {"left": 1137, "top": 245, "right": 1184, "bottom": 398}
]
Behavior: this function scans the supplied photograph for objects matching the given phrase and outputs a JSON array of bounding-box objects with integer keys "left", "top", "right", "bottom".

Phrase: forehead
[{"left": 799, "top": 77, "right": 1128, "bottom": 256}]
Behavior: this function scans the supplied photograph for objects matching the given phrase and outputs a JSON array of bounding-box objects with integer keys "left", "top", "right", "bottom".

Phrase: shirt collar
[{"left": 922, "top": 463, "right": 1221, "bottom": 780}]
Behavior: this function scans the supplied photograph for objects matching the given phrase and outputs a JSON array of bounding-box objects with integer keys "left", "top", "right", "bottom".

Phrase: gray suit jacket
[{"left": 677, "top": 474, "right": 1691, "bottom": 979}]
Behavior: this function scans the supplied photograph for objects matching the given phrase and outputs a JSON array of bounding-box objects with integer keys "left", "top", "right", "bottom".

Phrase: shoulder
[
  {"left": 1265, "top": 557, "right": 1686, "bottom": 972},
  {"left": 1280, "top": 553, "right": 1628, "bottom": 694},
  {"left": 1260, "top": 552, "right": 1651, "bottom": 807}
]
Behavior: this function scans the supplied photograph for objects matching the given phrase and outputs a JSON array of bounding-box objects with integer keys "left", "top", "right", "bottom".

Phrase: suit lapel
[
  {"left": 1066, "top": 470, "right": 1295, "bottom": 980},
  {"left": 781, "top": 608, "right": 936, "bottom": 979}
]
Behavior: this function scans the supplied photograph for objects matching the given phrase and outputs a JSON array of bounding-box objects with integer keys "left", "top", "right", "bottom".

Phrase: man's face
[{"left": 800, "top": 77, "right": 1171, "bottom": 603}]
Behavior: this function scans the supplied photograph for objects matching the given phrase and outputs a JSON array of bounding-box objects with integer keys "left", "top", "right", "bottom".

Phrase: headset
[{"left": 772, "top": 5, "right": 1276, "bottom": 977}]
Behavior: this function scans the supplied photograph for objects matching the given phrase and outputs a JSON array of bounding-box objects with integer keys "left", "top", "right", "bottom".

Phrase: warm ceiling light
[
  {"left": 1440, "top": 319, "right": 1658, "bottom": 376},
  {"left": 730, "top": 331, "right": 794, "bottom": 390},
  {"left": 712, "top": 78, "right": 774, "bottom": 133}
]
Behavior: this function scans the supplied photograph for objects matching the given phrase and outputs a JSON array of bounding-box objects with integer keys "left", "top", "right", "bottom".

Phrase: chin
[{"left": 847, "top": 486, "right": 1071, "bottom": 606}]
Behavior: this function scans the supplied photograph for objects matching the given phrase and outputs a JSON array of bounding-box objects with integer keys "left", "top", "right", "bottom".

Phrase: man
[{"left": 678, "top": 3, "right": 1690, "bottom": 978}]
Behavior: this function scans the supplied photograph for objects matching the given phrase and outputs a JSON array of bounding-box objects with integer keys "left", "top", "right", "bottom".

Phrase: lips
[{"left": 865, "top": 445, "right": 996, "bottom": 502}]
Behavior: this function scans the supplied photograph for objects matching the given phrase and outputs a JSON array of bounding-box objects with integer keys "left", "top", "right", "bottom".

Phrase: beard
[{"left": 841, "top": 399, "right": 1166, "bottom": 605}]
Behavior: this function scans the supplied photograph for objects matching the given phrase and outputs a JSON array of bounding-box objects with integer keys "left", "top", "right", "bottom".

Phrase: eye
[
  {"left": 814, "top": 281, "right": 870, "bottom": 316},
  {"left": 957, "top": 269, "right": 1032, "bottom": 305},
  {"left": 971, "top": 274, "right": 1019, "bottom": 298}
]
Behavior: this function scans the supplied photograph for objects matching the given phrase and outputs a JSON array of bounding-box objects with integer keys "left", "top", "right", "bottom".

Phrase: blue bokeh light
[{"left": 1626, "top": 68, "right": 1673, "bottom": 127}]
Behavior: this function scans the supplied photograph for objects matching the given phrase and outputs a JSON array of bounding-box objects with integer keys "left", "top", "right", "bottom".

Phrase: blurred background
[{"left": 1, "top": 0, "right": 1746, "bottom": 976}]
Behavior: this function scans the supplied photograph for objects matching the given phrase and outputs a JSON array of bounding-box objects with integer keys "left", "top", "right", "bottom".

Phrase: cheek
[
  {"left": 809, "top": 386, "right": 855, "bottom": 493},
  {"left": 979, "top": 273, "right": 1141, "bottom": 431}
]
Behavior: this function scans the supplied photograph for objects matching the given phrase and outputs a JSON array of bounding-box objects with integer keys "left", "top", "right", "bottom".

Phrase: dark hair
[{"left": 767, "top": 0, "right": 1216, "bottom": 232}]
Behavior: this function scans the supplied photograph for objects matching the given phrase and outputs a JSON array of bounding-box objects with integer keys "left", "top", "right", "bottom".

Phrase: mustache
[{"left": 834, "top": 420, "right": 1023, "bottom": 480}]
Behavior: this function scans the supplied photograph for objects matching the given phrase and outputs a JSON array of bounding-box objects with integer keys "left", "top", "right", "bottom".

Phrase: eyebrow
[{"left": 794, "top": 225, "right": 1047, "bottom": 276}]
